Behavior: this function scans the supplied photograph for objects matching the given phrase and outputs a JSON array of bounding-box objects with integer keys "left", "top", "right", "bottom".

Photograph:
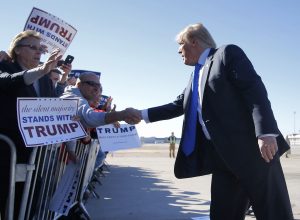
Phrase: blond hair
[
  {"left": 8, "top": 30, "right": 41, "bottom": 60},
  {"left": 176, "top": 23, "right": 216, "bottom": 48}
]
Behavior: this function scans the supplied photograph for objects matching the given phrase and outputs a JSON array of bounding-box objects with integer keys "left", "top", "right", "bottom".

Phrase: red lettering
[
  {"left": 50, "top": 23, "right": 60, "bottom": 33},
  {"left": 58, "top": 29, "right": 73, "bottom": 42},
  {"left": 38, "top": 17, "right": 51, "bottom": 28},
  {"left": 59, "top": 28, "right": 68, "bottom": 37},
  {"left": 65, "top": 33, "right": 73, "bottom": 42},
  {"left": 30, "top": 15, "right": 40, "bottom": 24},
  {"left": 29, "top": 15, "right": 73, "bottom": 42}
]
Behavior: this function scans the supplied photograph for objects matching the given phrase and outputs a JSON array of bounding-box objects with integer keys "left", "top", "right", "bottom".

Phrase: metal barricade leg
[
  {"left": 17, "top": 148, "right": 37, "bottom": 220},
  {"left": 2, "top": 138, "right": 105, "bottom": 220},
  {"left": 0, "top": 134, "right": 17, "bottom": 220}
]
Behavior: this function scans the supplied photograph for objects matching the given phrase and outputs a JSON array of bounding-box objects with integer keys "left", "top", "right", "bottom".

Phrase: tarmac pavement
[{"left": 85, "top": 144, "right": 300, "bottom": 220}]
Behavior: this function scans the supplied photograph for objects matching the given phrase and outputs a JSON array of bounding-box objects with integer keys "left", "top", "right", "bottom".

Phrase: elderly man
[{"left": 60, "top": 72, "right": 140, "bottom": 127}]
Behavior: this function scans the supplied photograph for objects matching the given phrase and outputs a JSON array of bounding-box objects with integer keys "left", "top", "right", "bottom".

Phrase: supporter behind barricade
[
  {"left": 90, "top": 92, "right": 119, "bottom": 170},
  {"left": 66, "top": 75, "right": 77, "bottom": 86},
  {"left": 0, "top": 30, "right": 62, "bottom": 219},
  {"left": 49, "top": 68, "right": 61, "bottom": 85},
  {"left": 60, "top": 72, "right": 140, "bottom": 170},
  {"left": 60, "top": 72, "right": 140, "bottom": 128},
  {"left": 88, "top": 93, "right": 105, "bottom": 169},
  {"left": 48, "top": 63, "right": 71, "bottom": 97},
  {"left": 1, "top": 50, "right": 71, "bottom": 98},
  {"left": 58, "top": 74, "right": 137, "bottom": 218}
]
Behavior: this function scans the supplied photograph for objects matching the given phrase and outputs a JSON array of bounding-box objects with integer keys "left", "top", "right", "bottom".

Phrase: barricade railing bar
[
  {"left": 3, "top": 136, "right": 107, "bottom": 220},
  {"left": 0, "top": 134, "right": 17, "bottom": 220}
]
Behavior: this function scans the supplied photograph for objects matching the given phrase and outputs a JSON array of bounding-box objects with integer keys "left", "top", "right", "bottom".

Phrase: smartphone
[
  {"left": 64, "top": 55, "right": 74, "bottom": 65},
  {"left": 57, "top": 55, "right": 74, "bottom": 67}
]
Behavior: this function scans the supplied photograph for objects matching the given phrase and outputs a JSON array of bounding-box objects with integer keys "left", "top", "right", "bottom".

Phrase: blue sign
[{"left": 69, "top": 69, "right": 101, "bottom": 78}]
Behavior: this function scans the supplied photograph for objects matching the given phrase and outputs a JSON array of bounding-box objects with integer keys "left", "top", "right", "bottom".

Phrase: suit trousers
[
  {"left": 198, "top": 135, "right": 249, "bottom": 220},
  {"left": 202, "top": 137, "right": 294, "bottom": 220}
]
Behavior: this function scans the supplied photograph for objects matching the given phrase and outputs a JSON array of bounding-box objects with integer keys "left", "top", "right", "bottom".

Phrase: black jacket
[
  {"left": 147, "top": 45, "right": 289, "bottom": 179},
  {"left": 0, "top": 60, "right": 55, "bottom": 161}
]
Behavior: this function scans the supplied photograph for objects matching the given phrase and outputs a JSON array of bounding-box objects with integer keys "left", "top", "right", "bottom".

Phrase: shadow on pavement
[{"left": 86, "top": 165, "right": 210, "bottom": 220}]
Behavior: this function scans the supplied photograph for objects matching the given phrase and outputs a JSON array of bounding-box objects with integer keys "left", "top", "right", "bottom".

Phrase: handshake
[
  {"left": 105, "top": 107, "right": 142, "bottom": 125},
  {"left": 122, "top": 108, "right": 143, "bottom": 124}
]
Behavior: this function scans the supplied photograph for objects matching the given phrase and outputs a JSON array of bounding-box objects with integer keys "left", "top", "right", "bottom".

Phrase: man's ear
[{"left": 191, "top": 39, "right": 198, "bottom": 48}]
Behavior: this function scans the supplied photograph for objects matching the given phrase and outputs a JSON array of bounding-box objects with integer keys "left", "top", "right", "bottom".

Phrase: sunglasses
[
  {"left": 17, "top": 44, "right": 45, "bottom": 52},
  {"left": 82, "top": 81, "right": 102, "bottom": 89}
]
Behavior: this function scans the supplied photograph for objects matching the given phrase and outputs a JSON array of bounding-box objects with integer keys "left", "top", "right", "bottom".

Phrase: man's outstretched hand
[
  {"left": 104, "top": 107, "right": 142, "bottom": 125},
  {"left": 123, "top": 108, "right": 142, "bottom": 124}
]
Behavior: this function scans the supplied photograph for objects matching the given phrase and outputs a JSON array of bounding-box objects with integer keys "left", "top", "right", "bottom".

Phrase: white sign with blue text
[
  {"left": 96, "top": 124, "right": 141, "bottom": 152},
  {"left": 17, "top": 98, "right": 87, "bottom": 147}
]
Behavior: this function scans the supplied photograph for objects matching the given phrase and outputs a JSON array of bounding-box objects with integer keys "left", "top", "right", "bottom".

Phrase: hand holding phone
[
  {"left": 64, "top": 55, "right": 74, "bottom": 65},
  {"left": 57, "top": 55, "right": 74, "bottom": 67}
]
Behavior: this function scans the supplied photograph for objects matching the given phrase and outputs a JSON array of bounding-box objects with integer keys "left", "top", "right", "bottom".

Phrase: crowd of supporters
[{"left": 0, "top": 30, "right": 140, "bottom": 219}]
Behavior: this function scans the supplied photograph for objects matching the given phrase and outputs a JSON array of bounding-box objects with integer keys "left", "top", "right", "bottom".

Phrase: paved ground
[{"left": 85, "top": 144, "right": 300, "bottom": 220}]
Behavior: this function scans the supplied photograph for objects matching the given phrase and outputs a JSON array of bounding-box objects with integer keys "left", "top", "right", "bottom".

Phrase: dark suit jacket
[{"left": 147, "top": 44, "right": 289, "bottom": 179}]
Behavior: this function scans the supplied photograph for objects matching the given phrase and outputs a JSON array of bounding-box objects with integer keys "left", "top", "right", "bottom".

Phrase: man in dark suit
[{"left": 137, "top": 23, "right": 293, "bottom": 219}]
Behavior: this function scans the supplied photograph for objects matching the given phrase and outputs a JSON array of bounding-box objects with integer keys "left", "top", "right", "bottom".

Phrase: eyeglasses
[
  {"left": 82, "top": 81, "right": 102, "bottom": 89},
  {"left": 17, "top": 44, "right": 45, "bottom": 52}
]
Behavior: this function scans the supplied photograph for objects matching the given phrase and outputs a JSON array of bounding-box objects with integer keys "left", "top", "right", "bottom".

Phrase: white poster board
[
  {"left": 96, "top": 124, "right": 141, "bottom": 152},
  {"left": 24, "top": 7, "right": 77, "bottom": 55},
  {"left": 49, "top": 162, "right": 81, "bottom": 216},
  {"left": 17, "top": 98, "right": 87, "bottom": 147}
]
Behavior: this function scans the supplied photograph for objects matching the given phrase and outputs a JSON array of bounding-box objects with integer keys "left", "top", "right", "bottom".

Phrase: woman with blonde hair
[{"left": 0, "top": 30, "right": 61, "bottom": 219}]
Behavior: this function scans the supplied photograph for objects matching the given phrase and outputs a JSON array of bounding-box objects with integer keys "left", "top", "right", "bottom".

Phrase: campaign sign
[
  {"left": 24, "top": 7, "right": 77, "bottom": 55},
  {"left": 99, "top": 95, "right": 109, "bottom": 107},
  {"left": 17, "top": 98, "right": 87, "bottom": 147},
  {"left": 96, "top": 124, "right": 141, "bottom": 152},
  {"left": 97, "top": 95, "right": 110, "bottom": 110},
  {"left": 69, "top": 69, "right": 101, "bottom": 78},
  {"left": 49, "top": 162, "right": 80, "bottom": 216}
]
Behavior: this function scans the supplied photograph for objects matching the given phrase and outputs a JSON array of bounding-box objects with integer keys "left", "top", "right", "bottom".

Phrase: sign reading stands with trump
[
  {"left": 96, "top": 124, "right": 141, "bottom": 152},
  {"left": 17, "top": 98, "right": 87, "bottom": 147},
  {"left": 24, "top": 7, "right": 77, "bottom": 55}
]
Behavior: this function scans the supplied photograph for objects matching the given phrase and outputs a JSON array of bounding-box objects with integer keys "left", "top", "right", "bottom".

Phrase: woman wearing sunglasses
[{"left": 0, "top": 30, "right": 62, "bottom": 219}]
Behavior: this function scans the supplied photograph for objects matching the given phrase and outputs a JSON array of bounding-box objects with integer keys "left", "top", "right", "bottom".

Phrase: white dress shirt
[{"left": 196, "top": 48, "right": 211, "bottom": 139}]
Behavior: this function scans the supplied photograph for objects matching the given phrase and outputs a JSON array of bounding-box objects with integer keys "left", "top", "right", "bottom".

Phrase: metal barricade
[
  {"left": 0, "top": 134, "right": 17, "bottom": 220},
  {"left": 16, "top": 139, "right": 101, "bottom": 220}
]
